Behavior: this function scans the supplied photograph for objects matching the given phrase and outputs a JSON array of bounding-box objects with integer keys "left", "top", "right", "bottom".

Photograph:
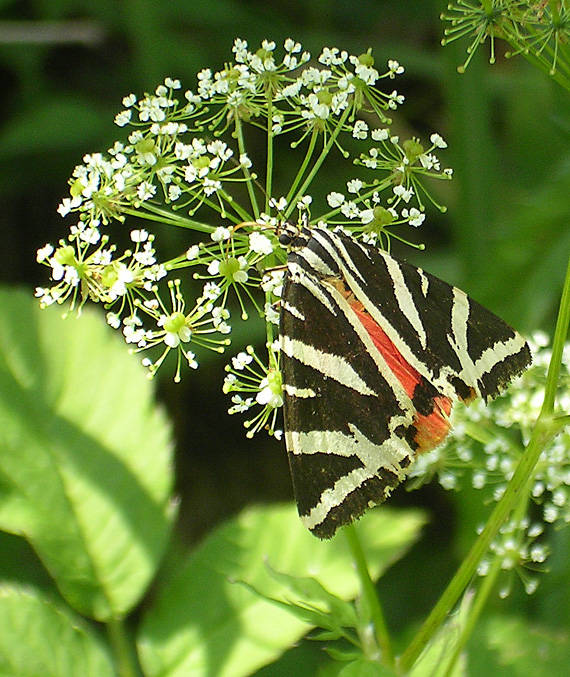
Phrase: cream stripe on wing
[
  {"left": 382, "top": 253, "right": 427, "bottom": 350},
  {"left": 280, "top": 335, "right": 378, "bottom": 396}
]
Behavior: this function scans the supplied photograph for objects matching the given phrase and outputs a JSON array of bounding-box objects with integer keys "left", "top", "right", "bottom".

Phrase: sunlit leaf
[{"left": 0, "top": 288, "right": 175, "bottom": 620}]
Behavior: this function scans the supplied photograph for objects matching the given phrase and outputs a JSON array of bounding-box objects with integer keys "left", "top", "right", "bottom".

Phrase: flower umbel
[
  {"left": 38, "top": 37, "right": 451, "bottom": 436},
  {"left": 441, "top": 1, "right": 570, "bottom": 82},
  {"left": 223, "top": 342, "right": 283, "bottom": 438}
]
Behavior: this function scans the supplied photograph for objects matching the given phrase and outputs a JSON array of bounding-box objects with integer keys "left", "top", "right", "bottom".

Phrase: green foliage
[
  {"left": 138, "top": 503, "right": 425, "bottom": 677},
  {"left": 470, "top": 615, "right": 570, "bottom": 675},
  {"left": 0, "top": 584, "right": 114, "bottom": 676}
]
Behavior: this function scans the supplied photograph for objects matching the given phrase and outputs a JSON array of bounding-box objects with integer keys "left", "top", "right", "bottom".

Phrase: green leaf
[
  {"left": 138, "top": 502, "right": 425, "bottom": 677},
  {"left": 238, "top": 570, "right": 360, "bottom": 648},
  {"left": 0, "top": 288, "right": 175, "bottom": 620},
  {"left": 333, "top": 657, "right": 397, "bottom": 676},
  {"left": 263, "top": 564, "right": 360, "bottom": 627},
  {"left": 480, "top": 615, "right": 570, "bottom": 675},
  {"left": 409, "top": 588, "right": 471, "bottom": 677},
  {"left": 0, "top": 584, "right": 114, "bottom": 676}
]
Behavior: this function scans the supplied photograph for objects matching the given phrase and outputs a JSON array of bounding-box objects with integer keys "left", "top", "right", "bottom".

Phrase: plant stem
[
  {"left": 107, "top": 618, "right": 139, "bottom": 677},
  {"left": 442, "top": 556, "right": 502, "bottom": 677},
  {"left": 541, "top": 253, "right": 570, "bottom": 414},
  {"left": 265, "top": 98, "right": 274, "bottom": 213},
  {"left": 284, "top": 130, "right": 318, "bottom": 209},
  {"left": 344, "top": 523, "right": 394, "bottom": 668},
  {"left": 399, "top": 252, "right": 570, "bottom": 672},
  {"left": 285, "top": 107, "right": 352, "bottom": 219},
  {"left": 121, "top": 205, "right": 215, "bottom": 232},
  {"left": 443, "top": 487, "right": 530, "bottom": 676},
  {"left": 235, "top": 115, "right": 260, "bottom": 219}
]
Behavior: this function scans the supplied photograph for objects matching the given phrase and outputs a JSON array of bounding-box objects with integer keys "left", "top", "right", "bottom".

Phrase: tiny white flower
[
  {"left": 232, "top": 351, "right": 253, "bottom": 370},
  {"left": 115, "top": 110, "right": 132, "bottom": 127},
  {"left": 387, "top": 90, "right": 405, "bottom": 108},
  {"left": 208, "top": 260, "right": 220, "bottom": 275},
  {"left": 36, "top": 244, "right": 54, "bottom": 262},
  {"left": 130, "top": 229, "right": 149, "bottom": 243},
  {"left": 211, "top": 226, "right": 231, "bottom": 242},
  {"left": 256, "top": 382, "right": 283, "bottom": 408},
  {"left": 296, "top": 195, "right": 312, "bottom": 210},
  {"left": 122, "top": 93, "right": 137, "bottom": 107},
  {"left": 249, "top": 232, "right": 273, "bottom": 255},
  {"left": 264, "top": 302, "right": 280, "bottom": 325},
  {"left": 327, "top": 192, "right": 345, "bottom": 208},
  {"left": 261, "top": 270, "right": 284, "bottom": 296},
  {"left": 393, "top": 184, "right": 414, "bottom": 202},
  {"left": 419, "top": 153, "right": 441, "bottom": 171},
  {"left": 239, "top": 153, "right": 252, "bottom": 168},
  {"left": 106, "top": 312, "right": 121, "bottom": 329},
  {"left": 186, "top": 245, "right": 200, "bottom": 260},
  {"left": 233, "top": 258, "right": 249, "bottom": 283},
  {"left": 430, "top": 133, "right": 447, "bottom": 149},
  {"left": 137, "top": 181, "right": 156, "bottom": 201},
  {"left": 352, "top": 120, "right": 369, "bottom": 139},
  {"left": 57, "top": 196, "right": 82, "bottom": 217},
  {"left": 371, "top": 128, "right": 389, "bottom": 141},
  {"left": 202, "top": 282, "right": 221, "bottom": 300},
  {"left": 269, "top": 196, "right": 288, "bottom": 212},
  {"left": 347, "top": 179, "right": 363, "bottom": 194},
  {"left": 340, "top": 200, "right": 359, "bottom": 219},
  {"left": 387, "top": 59, "right": 404, "bottom": 77},
  {"left": 404, "top": 208, "right": 425, "bottom": 227},
  {"left": 168, "top": 185, "right": 182, "bottom": 201}
]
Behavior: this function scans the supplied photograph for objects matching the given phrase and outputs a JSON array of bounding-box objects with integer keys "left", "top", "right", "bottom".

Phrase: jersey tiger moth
[{"left": 278, "top": 225, "right": 531, "bottom": 538}]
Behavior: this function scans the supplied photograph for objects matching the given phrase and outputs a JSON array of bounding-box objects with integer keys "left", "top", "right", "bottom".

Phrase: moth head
[{"left": 278, "top": 221, "right": 310, "bottom": 250}]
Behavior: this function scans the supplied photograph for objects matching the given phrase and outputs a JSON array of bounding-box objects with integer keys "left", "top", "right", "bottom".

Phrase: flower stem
[
  {"left": 285, "top": 129, "right": 318, "bottom": 209},
  {"left": 442, "top": 556, "right": 502, "bottom": 677},
  {"left": 122, "top": 204, "right": 215, "bottom": 232},
  {"left": 399, "top": 252, "right": 570, "bottom": 672},
  {"left": 344, "top": 523, "right": 394, "bottom": 668},
  {"left": 107, "top": 618, "right": 139, "bottom": 677},
  {"left": 443, "top": 487, "right": 531, "bottom": 676},
  {"left": 285, "top": 107, "right": 352, "bottom": 219},
  {"left": 265, "top": 98, "right": 274, "bottom": 213},
  {"left": 235, "top": 116, "right": 260, "bottom": 219},
  {"left": 541, "top": 253, "right": 570, "bottom": 414}
]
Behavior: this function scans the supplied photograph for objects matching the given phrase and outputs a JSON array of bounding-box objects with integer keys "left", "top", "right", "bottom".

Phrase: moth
[{"left": 278, "top": 225, "right": 531, "bottom": 538}]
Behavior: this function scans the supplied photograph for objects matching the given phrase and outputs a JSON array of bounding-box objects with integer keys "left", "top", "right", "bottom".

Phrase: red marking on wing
[
  {"left": 413, "top": 396, "right": 452, "bottom": 452},
  {"left": 350, "top": 301, "right": 452, "bottom": 453}
]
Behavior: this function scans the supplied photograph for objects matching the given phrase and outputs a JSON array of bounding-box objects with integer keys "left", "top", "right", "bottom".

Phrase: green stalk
[
  {"left": 285, "top": 106, "right": 352, "bottom": 219},
  {"left": 107, "top": 618, "right": 139, "bottom": 677},
  {"left": 442, "top": 556, "right": 502, "bottom": 677},
  {"left": 121, "top": 204, "right": 215, "bottom": 232},
  {"left": 443, "top": 487, "right": 531, "bottom": 676},
  {"left": 399, "top": 253, "right": 570, "bottom": 672},
  {"left": 344, "top": 523, "right": 394, "bottom": 668},
  {"left": 265, "top": 98, "right": 274, "bottom": 213},
  {"left": 284, "top": 130, "right": 318, "bottom": 209},
  {"left": 541, "top": 253, "right": 570, "bottom": 413},
  {"left": 234, "top": 115, "right": 260, "bottom": 218}
]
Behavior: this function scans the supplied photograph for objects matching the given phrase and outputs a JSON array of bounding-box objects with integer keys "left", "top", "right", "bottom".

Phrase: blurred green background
[{"left": 1, "top": 0, "right": 568, "bottom": 658}]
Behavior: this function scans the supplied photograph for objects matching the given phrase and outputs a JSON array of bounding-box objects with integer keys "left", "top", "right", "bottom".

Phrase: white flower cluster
[
  {"left": 477, "top": 518, "right": 548, "bottom": 597},
  {"left": 38, "top": 37, "right": 454, "bottom": 388},
  {"left": 223, "top": 342, "right": 283, "bottom": 439},
  {"left": 409, "top": 332, "right": 569, "bottom": 594}
]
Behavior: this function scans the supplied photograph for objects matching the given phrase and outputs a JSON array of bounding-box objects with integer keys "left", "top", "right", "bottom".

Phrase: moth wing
[
  {"left": 280, "top": 267, "right": 415, "bottom": 538},
  {"left": 319, "top": 230, "right": 531, "bottom": 403}
]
